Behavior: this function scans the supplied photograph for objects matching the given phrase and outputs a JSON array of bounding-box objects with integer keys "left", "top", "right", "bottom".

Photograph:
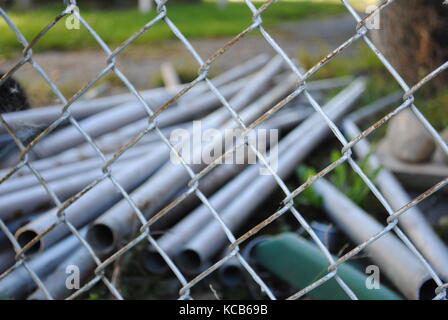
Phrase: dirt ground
[{"left": 0, "top": 14, "right": 357, "bottom": 106}]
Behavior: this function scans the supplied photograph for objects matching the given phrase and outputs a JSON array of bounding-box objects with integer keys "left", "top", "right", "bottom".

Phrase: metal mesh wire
[{"left": 0, "top": 0, "right": 447, "bottom": 300}]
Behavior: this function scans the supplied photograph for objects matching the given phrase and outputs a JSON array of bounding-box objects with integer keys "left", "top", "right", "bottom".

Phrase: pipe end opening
[
  {"left": 176, "top": 249, "right": 201, "bottom": 274},
  {"left": 17, "top": 230, "right": 41, "bottom": 254},
  {"left": 419, "top": 279, "right": 438, "bottom": 300},
  {"left": 219, "top": 265, "right": 243, "bottom": 287},
  {"left": 87, "top": 224, "right": 114, "bottom": 254}
]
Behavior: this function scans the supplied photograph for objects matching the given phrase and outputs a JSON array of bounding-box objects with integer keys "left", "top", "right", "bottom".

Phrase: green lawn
[{"left": 0, "top": 1, "right": 347, "bottom": 57}]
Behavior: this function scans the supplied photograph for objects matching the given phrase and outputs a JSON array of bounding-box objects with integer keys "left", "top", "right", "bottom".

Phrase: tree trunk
[{"left": 374, "top": 0, "right": 448, "bottom": 88}]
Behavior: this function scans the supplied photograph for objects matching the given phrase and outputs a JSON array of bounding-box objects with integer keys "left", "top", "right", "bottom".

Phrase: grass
[
  {"left": 295, "top": 149, "right": 381, "bottom": 209},
  {"left": 0, "top": 1, "right": 348, "bottom": 58}
]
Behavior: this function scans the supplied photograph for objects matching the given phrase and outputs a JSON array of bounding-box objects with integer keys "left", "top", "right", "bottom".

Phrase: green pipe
[{"left": 252, "top": 233, "right": 402, "bottom": 300}]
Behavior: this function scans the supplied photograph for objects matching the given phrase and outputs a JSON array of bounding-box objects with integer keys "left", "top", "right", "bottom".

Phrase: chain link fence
[{"left": 0, "top": 0, "right": 447, "bottom": 300}]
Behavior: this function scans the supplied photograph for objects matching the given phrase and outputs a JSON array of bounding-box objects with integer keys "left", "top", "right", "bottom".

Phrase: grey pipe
[
  {"left": 143, "top": 109, "right": 313, "bottom": 274},
  {"left": 15, "top": 56, "right": 283, "bottom": 255},
  {"left": 343, "top": 111, "right": 448, "bottom": 281},
  {"left": 0, "top": 55, "right": 268, "bottom": 175},
  {"left": 0, "top": 159, "right": 134, "bottom": 221},
  {"left": 0, "top": 230, "right": 85, "bottom": 299},
  {"left": 312, "top": 177, "right": 435, "bottom": 300},
  {"left": 0, "top": 248, "right": 15, "bottom": 275},
  {"left": 151, "top": 163, "right": 248, "bottom": 233},
  {"left": 151, "top": 108, "right": 312, "bottom": 232},
  {"left": 53, "top": 77, "right": 249, "bottom": 158},
  {"left": 27, "top": 244, "right": 98, "bottom": 300},
  {"left": 218, "top": 254, "right": 244, "bottom": 287},
  {"left": 176, "top": 79, "right": 365, "bottom": 274},
  {"left": 29, "top": 80, "right": 242, "bottom": 158},
  {"left": 0, "top": 138, "right": 157, "bottom": 182},
  {"left": 0, "top": 87, "right": 170, "bottom": 134},
  {"left": 0, "top": 212, "right": 40, "bottom": 248},
  {"left": 13, "top": 140, "right": 170, "bottom": 253},
  {"left": 0, "top": 141, "right": 162, "bottom": 195},
  {"left": 20, "top": 54, "right": 268, "bottom": 158},
  {"left": 88, "top": 121, "right": 190, "bottom": 155},
  {"left": 86, "top": 53, "right": 272, "bottom": 152},
  {"left": 0, "top": 54, "right": 269, "bottom": 135},
  {"left": 86, "top": 56, "right": 286, "bottom": 255},
  {"left": 145, "top": 79, "right": 363, "bottom": 273}
]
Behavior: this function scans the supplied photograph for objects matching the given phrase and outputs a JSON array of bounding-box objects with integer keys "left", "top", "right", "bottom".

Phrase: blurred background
[{"left": 0, "top": 0, "right": 379, "bottom": 106}]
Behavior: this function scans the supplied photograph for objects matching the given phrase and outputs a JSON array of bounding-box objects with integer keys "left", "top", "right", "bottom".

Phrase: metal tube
[
  {"left": 13, "top": 138, "right": 173, "bottom": 252},
  {"left": 86, "top": 121, "right": 189, "bottom": 155},
  {"left": 176, "top": 79, "right": 365, "bottom": 274},
  {"left": 0, "top": 212, "right": 40, "bottom": 248},
  {"left": 0, "top": 159, "right": 133, "bottom": 221},
  {"left": 0, "top": 139, "right": 156, "bottom": 181},
  {"left": 151, "top": 163, "right": 248, "bottom": 233},
  {"left": 86, "top": 56, "right": 286, "bottom": 255},
  {"left": 12, "top": 54, "right": 268, "bottom": 159},
  {"left": 151, "top": 108, "right": 312, "bottom": 232},
  {"left": 30, "top": 80, "right": 243, "bottom": 158},
  {"left": 15, "top": 144, "right": 169, "bottom": 253},
  {"left": 0, "top": 230, "right": 85, "bottom": 299},
  {"left": 0, "top": 248, "right": 14, "bottom": 275},
  {"left": 343, "top": 113, "right": 448, "bottom": 281},
  {"left": 0, "top": 87, "right": 170, "bottom": 134},
  {"left": 27, "top": 244, "right": 98, "bottom": 300},
  {"left": 66, "top": 77, "right": 250, "bottom": 155},
  {"left": 0, "top": 56, "right": 268, "bottom": 174},
  {"left": 0, "top": 88, "right": 308, "bottom": 180},
  {"left": 143, "top": 109, "right": 314, "bottom": 274},
  {"left": 312, "top": 177, "right": 435, "bottom": 300},
  {"left": 0, "top": 141, "right": 161, "bottom": 195},
  {"left": 251, "top": 233, "right": 402, "bottom": 300},
  {"left": 15, "top": 56, "right": 284, "bottom": 254},
  {"left": 199, "top": 54, "right": 269, "bottom": 91},
  {"left": 0, "top": 54, "right": 269, "bottom": 135}
]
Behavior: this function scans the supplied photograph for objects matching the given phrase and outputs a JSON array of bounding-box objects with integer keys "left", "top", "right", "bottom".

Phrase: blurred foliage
[
  {"left": 328, "top": 149, "right": 381, "bottom": 205},
  {"left": 295, "top": 149, "right": 381, "bottom": 208},
  {"left": 294, "top": 166, "right": 323, "bottom": 208}
]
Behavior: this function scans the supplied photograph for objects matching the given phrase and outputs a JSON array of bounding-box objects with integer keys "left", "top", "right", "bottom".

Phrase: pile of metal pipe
[
  {"left": 312, "top": 177, "right": 435, "bottom": 300},
  {"left": 173, "top": 79, "right": 365, "bottom": 274},
  {"left": 0, "top": 54, "right": 270, "bottom": 135},
  {"left": 85, "top": 56, "right": 287, "bottom": 255},
  {"left": 11, "top": 56, "right": 281, "bottom": 255},
  {"left": 142, "top": 78, "right": 364, "bottom": 274},
  {"left": 150, "top": 107, "right": 313, "bottom": 233},
  {"left": 0, "top": 53, "right": 369, "bottom": 299}
]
